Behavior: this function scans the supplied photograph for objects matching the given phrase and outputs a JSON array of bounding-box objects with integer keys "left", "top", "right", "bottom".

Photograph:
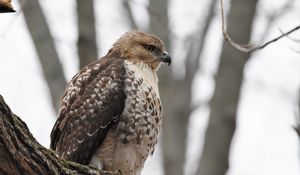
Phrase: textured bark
[
  {"left": 77, "top": 0, "right": 98, "bottom": 69},
  {"left": 22, "top": 0, "right": 67, "bottom": 112},
  {"left": 0, "top": 0, "right": 15, "bottom": 12},
  {"left": 196, "top": 0, "right": 258, "bottom": 175},
  {"left": 0, "top": 95, "right": 120, "bottom": 175}
]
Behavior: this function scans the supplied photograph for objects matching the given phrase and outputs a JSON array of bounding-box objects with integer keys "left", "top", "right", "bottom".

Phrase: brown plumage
[{"left": 50, "top": 30, "right": 171, "bottom": 175}]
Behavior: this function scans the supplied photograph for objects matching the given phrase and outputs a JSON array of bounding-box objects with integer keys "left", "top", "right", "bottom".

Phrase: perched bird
[{"left": 50, "top": 31, "right": 171, "bottom": 175}]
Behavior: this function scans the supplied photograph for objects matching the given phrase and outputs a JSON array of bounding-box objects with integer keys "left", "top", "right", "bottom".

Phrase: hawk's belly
[{"left": 90, "top": 61, "right": 162, "bottom": 175}]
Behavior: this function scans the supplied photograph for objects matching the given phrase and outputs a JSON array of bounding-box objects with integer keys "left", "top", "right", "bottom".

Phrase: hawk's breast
[
  {"left": 91, "top": 60, "right": 163, "bottom": 175},
  {"left": 116, "top": 60, "right": 162, "bottom": 170},
  {"left": 121, "top": 60, "right": 162, "bottom": 148}
]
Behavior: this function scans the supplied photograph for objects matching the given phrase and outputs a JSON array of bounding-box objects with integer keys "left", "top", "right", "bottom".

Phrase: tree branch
[
  {"left": 0, "top": 0, "right": 15, "bottom": 12},
  {"left": 257, "top": 0, "right": 295, "bottom": 44},
  {"left": 220, "top": 0, "right": 300, "bottom": 53},
  {"left": 0, "top": 95, "right": 120, "bottom": 175},
  {"left": 279, "top": 28, "right": 300, "bottom": 43}
]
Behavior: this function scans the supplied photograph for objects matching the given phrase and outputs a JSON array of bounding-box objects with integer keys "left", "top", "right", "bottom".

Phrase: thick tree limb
[
  {"left": 0, "top": 0, "right": 15, "bottom": 12},
  {"left": 220, "top": 0, "right": 300, "bottom": 53},
  {"left": 0, "top": 95, "right": 120, "bottom": 175}
]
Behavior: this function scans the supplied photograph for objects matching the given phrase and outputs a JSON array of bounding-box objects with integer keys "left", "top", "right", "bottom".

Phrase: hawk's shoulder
[{"left": 50, "top": 55, "right": 127, "bottom": 164}]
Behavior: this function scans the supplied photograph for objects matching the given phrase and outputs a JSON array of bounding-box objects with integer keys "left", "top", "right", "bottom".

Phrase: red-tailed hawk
[{"left": 50, "top": 31, "right": 171, "bottom": 175}]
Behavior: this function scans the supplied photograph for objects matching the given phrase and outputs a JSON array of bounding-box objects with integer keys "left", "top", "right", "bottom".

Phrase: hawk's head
[{"left": 108, "top": 30, "right": 171, "bottom": 71}]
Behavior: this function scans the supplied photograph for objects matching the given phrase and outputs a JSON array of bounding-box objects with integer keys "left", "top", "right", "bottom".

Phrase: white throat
[{"left": 125, "top": 60, "right": 160, "bottom": 94}]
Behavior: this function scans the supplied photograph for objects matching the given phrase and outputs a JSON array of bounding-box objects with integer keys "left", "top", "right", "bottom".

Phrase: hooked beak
[{"left": 158, "top": 51, "right": 171, "bottom": 66}]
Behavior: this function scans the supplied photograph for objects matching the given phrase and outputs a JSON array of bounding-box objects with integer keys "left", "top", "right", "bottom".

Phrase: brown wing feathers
[{"left": 50, "top": 56, "right": 126, "bottom": 164}]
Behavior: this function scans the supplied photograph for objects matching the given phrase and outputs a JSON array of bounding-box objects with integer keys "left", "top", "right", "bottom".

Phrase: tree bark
[
  {"left": 196, "top": 0, "right": 258, "bottom": 175},
  {"left": 22, "top": 0, "right": 67, "bottom": 113},
  {"left": 0, "top": 0, "right": 15, "bottom": 12},
  {"left": 0, "top": 95, "right": 120, "bottom": 175},
  {"left": 77, "top": 0, "right": 98, "bottom": 69}
]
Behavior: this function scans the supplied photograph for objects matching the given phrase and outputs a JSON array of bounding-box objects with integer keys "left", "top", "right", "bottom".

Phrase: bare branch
[
  {"left": 257, "top": 0, "right": 295, "bottom": 44},
  {"left": 290, "top": 47, "right": 300, "bottom": 54},
  {"left": 253, "top": 25, "right": 300, "bottom": 50},
  {"left": 0, "top": 0, "right": 15, "bottom": 12},
  {"left": 220, "top": 0, "right": 300, "bottom": 53},
  {"left": 279, "top": 28, "right": 300, "bottom": 43},
  {"left": 278, "top": 28, "right": 300, "bottom": 53}
]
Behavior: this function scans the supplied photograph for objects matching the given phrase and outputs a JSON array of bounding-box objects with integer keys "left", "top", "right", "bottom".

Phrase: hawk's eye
[{"left": 145, "top": 45, "right": 154, "bottom": 52}]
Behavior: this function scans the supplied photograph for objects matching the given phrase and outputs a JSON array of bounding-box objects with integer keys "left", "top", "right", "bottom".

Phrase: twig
[
  {"left": 279, "top": 28, "right": 300, "bottom": 54},
  {"left": 279, "top": 28, "right": 300, "bottom": 43},
  {"left": 220, "top": 0, "right": 300, "bottom": 53},
  {"left": 257, "top": 0, "right": 295, "bottom": 44},
  {"left": 290, "top": 47, "right": 300, "bottom": 54}
]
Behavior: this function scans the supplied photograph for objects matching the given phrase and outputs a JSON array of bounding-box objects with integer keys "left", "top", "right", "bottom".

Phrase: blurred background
[{"left": 0, "top": 0, "right": 300, "bottom": 175}]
